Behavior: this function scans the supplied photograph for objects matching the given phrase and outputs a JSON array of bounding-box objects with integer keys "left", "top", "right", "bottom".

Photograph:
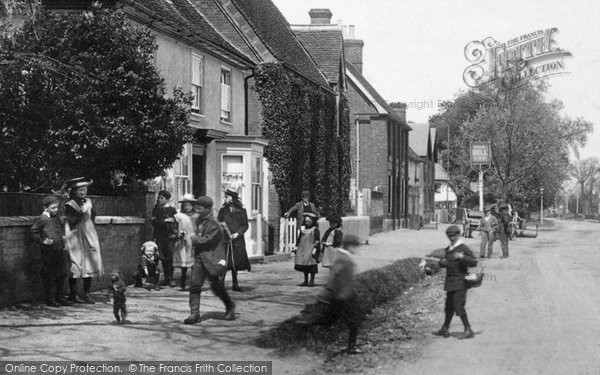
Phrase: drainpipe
[{"left": 244, "top": 72, "right": 255, "bottom": 135}]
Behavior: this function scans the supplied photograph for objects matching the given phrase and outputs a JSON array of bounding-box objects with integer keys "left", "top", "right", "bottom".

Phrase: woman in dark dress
[
  {"left": 217, "top": 189, "right": 251, "bottom": 292},
  {"left": 151, "top": 190, "right": 178, "bottom": 287}
]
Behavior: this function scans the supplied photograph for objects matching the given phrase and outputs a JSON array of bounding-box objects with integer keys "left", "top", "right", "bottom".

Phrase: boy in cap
[
  {"left": 31, "top": 196, "right": 70, "bottom": 306},
  {"left": 433, "top": 225, "right": 477, "bottom": 339},
  {"left": 184, "top": 196, "right": 236, "bottom": 324}
]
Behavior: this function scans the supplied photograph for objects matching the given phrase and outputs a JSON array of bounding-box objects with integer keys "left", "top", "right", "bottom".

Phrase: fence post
[
  {"left": 256, "top": 213, "right": 263, "bottom": 256},
  {"left": 279, "top": 217, "right": 285, "bottom": 252}
]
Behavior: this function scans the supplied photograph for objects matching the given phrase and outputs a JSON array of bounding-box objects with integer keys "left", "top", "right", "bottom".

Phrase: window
[
  {"left": 220, "top": 68, "right": 231, "bottom": 122},
  {"left": 222, "top": 155, "right": 244, "bottom": 202},
  {"left": 174, "top": 143, "right": 192, "bottom": 202},
  {"left": 252, "top": 157, "right": 262, "bottom": 213},
  {"left": 191, "top": 54, "right": 203, "bottom": 114}
]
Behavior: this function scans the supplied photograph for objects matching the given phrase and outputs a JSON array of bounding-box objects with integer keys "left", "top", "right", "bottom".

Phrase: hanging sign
[{"left": 471, "top": 141, "right": 491, "bottom": 165}]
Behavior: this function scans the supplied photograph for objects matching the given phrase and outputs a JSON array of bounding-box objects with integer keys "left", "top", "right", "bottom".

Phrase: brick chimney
[
  {"left": 309, "top": 9, "right": 332, "bottom": 25},
  {"left": 389, "top": 102, "right": 407, "bottom": 123},
  {"left": 344, "top": 37, "right": 364, "bottom": 73}
]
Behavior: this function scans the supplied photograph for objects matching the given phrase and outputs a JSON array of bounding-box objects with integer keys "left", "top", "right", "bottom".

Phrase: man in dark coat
[
  {"left": 434, "top": 225, "right": 478, "bottom": 339},
  {"left": 284, "top": 190, "right": 319, "bottom": 223},
  {"left": 497, "top": 203, "right": 512, "bottom": 258},
  {"left": 184, "top": 196, "right": 236, "bottom": 324},
  {"left": 151, "top": 190, "right": 178, "bottom": 287},
  {"left": 217, "top": 189, "right": 250, "bottom": 292}
]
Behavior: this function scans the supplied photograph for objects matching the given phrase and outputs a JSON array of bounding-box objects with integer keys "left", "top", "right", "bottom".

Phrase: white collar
[
  {"left": 42, "top": 211, "right": 51, "bottom": 218},
  {"left": 449, "top": 238, "right": 464, "bottom": 251}
]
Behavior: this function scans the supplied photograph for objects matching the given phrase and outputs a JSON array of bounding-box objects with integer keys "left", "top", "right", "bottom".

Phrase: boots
[
  {"left": 179, "top": 268, "right": 187, "bottom": 291},
  {"left": 345, "top": 326, "right": 362, "bottom": 354},
  {"left": 433, "top": 326, "right": 450, "bottom": 338},
  {"left": 231, "top": 270, "right": 242, "bottom": 292},
  {"left": 183, "top": 293, "right": 200, "bottom": 324},
  {"left": 459, "top": 327, "right": 475, "bottom": 339},
  {"left": 224, "top": 301, "right": 236, "bottom": 321}
]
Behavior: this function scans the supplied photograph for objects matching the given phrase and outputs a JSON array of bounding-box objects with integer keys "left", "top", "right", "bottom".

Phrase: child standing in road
[
  {"left": 320, "top": 214, "right": 344, "bottom": 268},
  {"left": 434, "top": 225, "right": 478, "bottom": 339},
  {"left": 31, "top": 196, "right": 71, "bottom": 307},
  {"left": 294, "top": 213, "right": 320, "bottom": 287}
]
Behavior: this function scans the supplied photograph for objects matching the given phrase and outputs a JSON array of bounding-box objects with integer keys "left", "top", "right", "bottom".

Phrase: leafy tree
[
  {"left": 0, "top": 3, "right": 194, "bottom": 193},
  {"left": 432, "top": 76, "right": 593, "bottom": 206},
  {"left": 571, "top": 157, "right": 600, "bottom": 214}
]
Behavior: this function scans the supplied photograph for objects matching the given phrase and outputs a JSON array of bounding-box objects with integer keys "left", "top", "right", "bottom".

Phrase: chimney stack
[
  {"left": 343, "top": 25, "right": 364, "bottom": 73},
  {"left": 309, "top": 9, "right": 332, "bottom": 25},
  {"left": 389, "top": 102, "right": 407, "bottom": 123}
]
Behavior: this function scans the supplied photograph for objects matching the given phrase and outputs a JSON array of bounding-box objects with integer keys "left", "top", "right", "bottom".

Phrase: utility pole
[
  {"left": 540, "top": 187, "right": 544, "bottom": 224},
  {"left": 446, "top": 124, "right": 450, "bottom": 216}
]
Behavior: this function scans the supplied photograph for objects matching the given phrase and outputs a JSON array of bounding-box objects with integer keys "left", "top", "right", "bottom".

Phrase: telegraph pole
[{"left": 540, "top": 187, "right": 544, "bottom": 224}]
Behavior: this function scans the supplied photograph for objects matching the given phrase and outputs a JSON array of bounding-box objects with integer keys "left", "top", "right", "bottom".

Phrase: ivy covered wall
[{"left": 253, "top": 63, "right": 351, "bottom": 216}]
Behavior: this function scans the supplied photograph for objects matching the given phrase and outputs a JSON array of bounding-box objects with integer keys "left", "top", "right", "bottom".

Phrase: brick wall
[{"left": 0, "top": 216, "right": 145, "bottom": 307}]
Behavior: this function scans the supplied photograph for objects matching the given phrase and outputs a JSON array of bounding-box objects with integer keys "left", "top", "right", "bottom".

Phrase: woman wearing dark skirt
[
  {"left": 294, "top": 213, "right": 320, "bottom": 287},
  {"left": 217, "top": 189, "right": 251, "bottom": 292}
]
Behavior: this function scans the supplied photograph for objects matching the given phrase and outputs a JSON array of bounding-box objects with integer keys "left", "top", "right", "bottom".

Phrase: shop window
[{"left": 222, "top": 155, "right": 244, "bottom": 202}]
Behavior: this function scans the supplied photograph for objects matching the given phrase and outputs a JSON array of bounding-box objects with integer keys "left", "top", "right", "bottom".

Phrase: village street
[
  {"left": 1, "top": 219, "right": 599, "bottom": 375},
  {"left": 386, "top": 219, "right": 600, "bottom": 375}
]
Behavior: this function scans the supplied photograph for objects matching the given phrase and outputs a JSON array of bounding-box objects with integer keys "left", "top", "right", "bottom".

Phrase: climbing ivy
[{"left": 254, "top": 63, "right": 350, "bottom": 216}]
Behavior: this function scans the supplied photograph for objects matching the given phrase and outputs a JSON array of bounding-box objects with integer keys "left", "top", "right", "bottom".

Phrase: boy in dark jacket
[
  {"left": 434, "top": 225, "right": 478, "bottom": 339},
  {"left": 31, "top": 196, "right": 70, "bottom": 307}
]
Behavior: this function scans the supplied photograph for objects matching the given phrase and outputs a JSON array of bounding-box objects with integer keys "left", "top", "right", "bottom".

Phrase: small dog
[{"left": 110, "top": 274, "right": 127, "bottom": 323}]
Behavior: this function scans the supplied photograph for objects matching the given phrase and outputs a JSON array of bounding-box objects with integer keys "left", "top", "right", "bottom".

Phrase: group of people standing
[
  {"left": 285, "top": 190, "right": 344, "bottom": 287},
  {"left": 476, "top": 203, "right": 512, "bottom": 259},
  {"left": 31, "top": 177, "right": 104, "bottom": 306}
]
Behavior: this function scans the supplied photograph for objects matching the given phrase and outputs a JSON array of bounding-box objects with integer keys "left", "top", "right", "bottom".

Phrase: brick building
[
  {"left": 407, "top": 122, "right": 436, "bottom": 226},
  {"left": 290, "top": 9, "right": 410, "bottom": 231}
]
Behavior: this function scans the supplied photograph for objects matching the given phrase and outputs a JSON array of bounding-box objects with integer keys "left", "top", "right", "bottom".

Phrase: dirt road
[{"left": 386, "top": 219, "right": 600, "bottom": 375}]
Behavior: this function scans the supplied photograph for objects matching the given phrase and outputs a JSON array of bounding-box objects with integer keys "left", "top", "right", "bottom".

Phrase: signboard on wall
[{"left": 470, "top": 141, "right": 491, "bottom": 165}]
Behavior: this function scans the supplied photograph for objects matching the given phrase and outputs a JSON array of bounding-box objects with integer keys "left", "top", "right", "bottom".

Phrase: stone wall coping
[{"left": 0, "top": 216, "right": 145, "bottom": 227}]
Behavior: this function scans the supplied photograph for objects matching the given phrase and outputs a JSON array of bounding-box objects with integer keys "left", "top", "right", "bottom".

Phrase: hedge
[{"left": 253, "top": 257, "right": 423, "bottom": 352}]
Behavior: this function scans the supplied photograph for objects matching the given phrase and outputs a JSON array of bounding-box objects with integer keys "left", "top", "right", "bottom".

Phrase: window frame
[
  {"left": 191, "top": 53, "right": 204, "bottom": 114},
  {"left": 220, "top": 66, "right": 232, "bottom": 123}
]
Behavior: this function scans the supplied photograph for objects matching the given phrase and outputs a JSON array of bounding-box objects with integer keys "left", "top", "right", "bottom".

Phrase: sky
[{"left": 271, "top": 0, "right": 600, "bottom": 160}]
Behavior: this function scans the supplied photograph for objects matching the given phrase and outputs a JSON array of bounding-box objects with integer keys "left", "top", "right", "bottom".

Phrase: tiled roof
[
  {"left": 346, "top": 61, "right": 411, "bottom": 129},
  {"left": 121, "top": 0, "right": 254, "bottom": 68},
  {"left": 293, "top": 29, "right": 343, "bottom": 84},
  {"left": 229, "top": 0, "right": 330, "bottom": 88},
  {"left": 191, "top": 0, "right": 259, "bottom": 62},
  {"left": 408, "top": 122, "right": 431, "bottom": 156},
  {"left": 408, "top": 146, "right": 422, "bottom": 162}
]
